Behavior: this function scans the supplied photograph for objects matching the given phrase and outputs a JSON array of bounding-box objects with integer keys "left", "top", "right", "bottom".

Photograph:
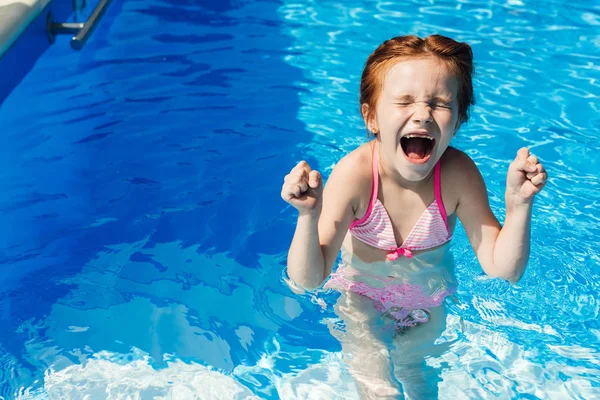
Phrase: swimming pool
[{"left": 0, "top": 0, "right": 598, "bottom": 398}]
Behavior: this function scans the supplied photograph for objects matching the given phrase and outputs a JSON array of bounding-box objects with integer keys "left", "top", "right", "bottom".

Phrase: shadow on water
[{"left": 0, "top": 0, "right": 333, "bottom": 396}]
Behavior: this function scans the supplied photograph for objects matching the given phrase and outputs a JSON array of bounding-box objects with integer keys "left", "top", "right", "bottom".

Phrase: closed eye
[{"left": 431, "top": 102, "right": 452, "bottom": 109}]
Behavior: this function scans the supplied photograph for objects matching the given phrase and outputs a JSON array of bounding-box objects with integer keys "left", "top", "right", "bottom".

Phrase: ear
[
  {"left": 361, "top": 103, "right": 378, "bottom": 134},
  {"left": 453, "top": 117, "right": 462, "bottom": 136}
]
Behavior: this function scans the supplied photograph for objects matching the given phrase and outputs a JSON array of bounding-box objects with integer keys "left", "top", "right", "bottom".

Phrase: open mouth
[{"left": 400, "top": 134, "right": 436, "bottom": 164}]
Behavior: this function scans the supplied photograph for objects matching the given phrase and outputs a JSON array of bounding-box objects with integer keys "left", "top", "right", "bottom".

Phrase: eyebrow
[
  {"left": 393, "top": 95, "right": 453, "bottom": 103},
  {"left": 394, "top": 95, "right": 414, "bottom": 102},
  {"left": 432, "top": 96, "right": 453, "bottom": 104}
]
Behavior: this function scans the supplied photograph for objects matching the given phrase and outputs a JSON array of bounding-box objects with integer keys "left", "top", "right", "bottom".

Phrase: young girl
[{"left": 281, "top": 35, "right": 547, "bottom": 399}]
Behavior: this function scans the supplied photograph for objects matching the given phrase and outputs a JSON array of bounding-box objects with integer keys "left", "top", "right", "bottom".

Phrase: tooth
[{"left": 404, "top": 135, "right": 433, "bottom": 140}]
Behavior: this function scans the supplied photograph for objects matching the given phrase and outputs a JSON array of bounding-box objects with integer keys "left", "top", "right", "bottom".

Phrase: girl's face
[{"left": 366, "top": 56, "right": 460, "bottom": 182}]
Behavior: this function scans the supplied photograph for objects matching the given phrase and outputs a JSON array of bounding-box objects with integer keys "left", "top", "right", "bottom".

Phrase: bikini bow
[{"left": 386, "top": 247, "right": 413, "bottom": 261}]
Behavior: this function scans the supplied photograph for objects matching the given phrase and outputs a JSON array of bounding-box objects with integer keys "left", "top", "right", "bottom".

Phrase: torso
[
  {"left": 325, "top": 141, "right": 468, "bottom": 329},
  {"left": 341, "top": 140, "right": 463, "bottom": 265}
]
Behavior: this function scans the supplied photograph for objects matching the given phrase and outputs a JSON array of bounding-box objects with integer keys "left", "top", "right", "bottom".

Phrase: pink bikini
[
  {"left": 349, "top": 143, "right": 451, "bottom": 259},
  {"left": 324, "top": 143, "right": 455, "bottom": 328}
]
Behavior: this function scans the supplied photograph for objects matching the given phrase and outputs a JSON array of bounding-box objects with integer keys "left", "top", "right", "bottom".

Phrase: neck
[{"left": 376, "top": 141, "right": 435, "bottom": 190}]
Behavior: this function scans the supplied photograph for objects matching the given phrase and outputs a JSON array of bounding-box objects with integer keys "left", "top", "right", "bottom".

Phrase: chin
[
  {"left": 395, "top": 156, "right": 437, "bottom": 181},
  {"left": 398, "top": 167, "right": 433, "bottom": 181}
]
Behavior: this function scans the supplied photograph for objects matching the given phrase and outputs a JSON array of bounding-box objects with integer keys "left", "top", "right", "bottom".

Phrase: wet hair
[{"left": 360, "top": 34, "right": 475, "bottom": 131}]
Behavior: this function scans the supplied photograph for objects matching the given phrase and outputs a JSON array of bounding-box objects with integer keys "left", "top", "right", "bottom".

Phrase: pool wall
[{"left": 0, "top": 0, "right": 75, "bottom": 106}]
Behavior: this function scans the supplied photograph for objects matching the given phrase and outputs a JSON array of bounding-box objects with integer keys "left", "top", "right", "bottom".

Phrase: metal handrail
[{"left": 47, "top": 0, "right": 111, "bottom": 50}]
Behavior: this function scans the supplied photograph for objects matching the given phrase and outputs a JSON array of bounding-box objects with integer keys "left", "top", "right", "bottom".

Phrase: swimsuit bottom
[{"left": 325, "top": 271, "right": 456, "bottom": 329}]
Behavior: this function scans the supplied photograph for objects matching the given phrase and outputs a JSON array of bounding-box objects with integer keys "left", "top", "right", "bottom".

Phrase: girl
[{"left": 281, "top": 34, "right": 547, "bottom": 399}]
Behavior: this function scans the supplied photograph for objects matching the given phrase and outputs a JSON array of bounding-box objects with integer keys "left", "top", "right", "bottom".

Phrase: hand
[
  {"left": 281, "top": 161, "right": 323, "bottom": 215},
  {"left": 506, "top": 147, "right": 547, "bottom": 204}
]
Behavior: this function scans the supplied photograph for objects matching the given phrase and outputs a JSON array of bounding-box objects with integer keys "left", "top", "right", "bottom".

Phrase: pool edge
[{"left": 0, "top": 0, "right": 74, "bottom": 107}]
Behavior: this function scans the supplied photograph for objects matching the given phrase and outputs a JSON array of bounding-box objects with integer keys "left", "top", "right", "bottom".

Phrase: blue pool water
[{"left": 0, "top": 0, "right": 599, "bottom": 398}]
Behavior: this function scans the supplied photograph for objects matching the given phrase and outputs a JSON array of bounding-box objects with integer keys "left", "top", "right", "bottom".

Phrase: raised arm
[
  {"left": 282, "top": 157, "right": 359, "bottom": 290},
  {"left": 455, "top": 148, "right": 547, "bottom": 283}
]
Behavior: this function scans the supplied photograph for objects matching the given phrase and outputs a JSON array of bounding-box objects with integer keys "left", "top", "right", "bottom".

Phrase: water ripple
[
  {"left": 280, "top": 0, "right": 600, "bottom": 396},
  {"left": 0, "top": 0, "right": 598, "bottom": 398}
]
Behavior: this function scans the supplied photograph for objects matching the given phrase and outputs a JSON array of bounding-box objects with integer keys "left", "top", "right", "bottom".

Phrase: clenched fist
[
  {"left": 506, "top": 147, "right": 547, "bottom": 204},
  {"left": 281, "top": 161, "right": 323, "bottom": 215}
]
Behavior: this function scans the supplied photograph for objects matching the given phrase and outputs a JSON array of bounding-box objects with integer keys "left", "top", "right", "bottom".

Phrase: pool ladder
[{"left": 47, "top": 0, "right": 111, "bottom": 50}]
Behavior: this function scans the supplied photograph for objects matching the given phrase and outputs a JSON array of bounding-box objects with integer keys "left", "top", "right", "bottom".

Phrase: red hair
[{"left": 360, "top": 34, "right": 475, "bottom": 129}]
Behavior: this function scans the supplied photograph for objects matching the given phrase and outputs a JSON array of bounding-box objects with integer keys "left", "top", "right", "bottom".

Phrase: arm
[
  {"left": 456, "top": 148, "right": 547, "bottom": 283},
  {"left": 282, "top": 157, "right": 359, "bottom": 290}
]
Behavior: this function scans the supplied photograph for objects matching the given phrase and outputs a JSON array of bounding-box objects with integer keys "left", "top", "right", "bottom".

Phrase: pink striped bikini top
[{"left": 349, "top": 144, "right": 452, "bottom": 261}]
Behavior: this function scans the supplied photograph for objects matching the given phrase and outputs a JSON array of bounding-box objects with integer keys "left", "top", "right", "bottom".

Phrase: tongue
[{"left": 405, "top": 138, "right": 429, "bottom": 159}]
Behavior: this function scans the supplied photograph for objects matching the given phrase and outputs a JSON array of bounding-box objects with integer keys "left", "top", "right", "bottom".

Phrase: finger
[
  {"left": 294, "top": 167, "right": 308, "bottom": 182},
  {"left": 284, "top": 168, "right": 306, "bottom": 186},
  {"left": 286, "top": 177, "right": 308, "bottom": 195},
  {"left": 281, "top": 187, "right": 295, "bottom": 201},
  {"left": 530, "top": 172, "right": 547, "bottom": 186},
  {"left": 513, "top": 159, "right": 537, "bottom": 173},
  {"left": 538, "top": 163, "right": 546, "bottom": 174},
  {"left": 293, "top": 160, "right": 312, "bottom": 174},
  {"left": 527, "top": 155, "right": 538, "bottom": 165},
  {"left": 527, "top": 162, "right": 546, "bottom": 179},
  {"left": 308, "top": 170, "right": 321, "bottom": 189},
  {"left": 281, "top": 179, "right": 305, "bottom": 200},
  {"left": 516, "top": 147, "right": 530, "bottom": 161},
  {"left": 296, "top": 179, "right": 309, "bottom": 193},
  {"left": 289, "top": 183, "right": 304, "bottom": 198},
  {"left": 291, "top": 162, "right": 310, "bottom": 183}
]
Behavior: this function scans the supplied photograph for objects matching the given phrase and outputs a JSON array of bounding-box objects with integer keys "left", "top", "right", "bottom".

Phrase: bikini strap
[
  {"left": 434, "top": 161, "right": 449, "bottom": 231},
  {"left": 350, "top": 142, "right": 379, "bottom": 227},
  {"left": 371, "top": 143, "right": 380, "bottom": 205}
]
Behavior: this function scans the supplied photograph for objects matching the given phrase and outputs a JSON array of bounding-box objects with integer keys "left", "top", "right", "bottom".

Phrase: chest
[{"left": 378, "top": 185, "right": 436, "bottom": 243}]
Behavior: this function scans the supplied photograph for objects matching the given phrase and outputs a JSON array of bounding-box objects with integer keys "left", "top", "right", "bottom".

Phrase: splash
[{"left": 17, "top": 349, "right": 259, "bottom": 400}]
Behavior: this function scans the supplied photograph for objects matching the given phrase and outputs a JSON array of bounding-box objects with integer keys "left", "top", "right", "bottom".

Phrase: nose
[{"left": 411, "top": 103, "right": 433, "bottom": 125}]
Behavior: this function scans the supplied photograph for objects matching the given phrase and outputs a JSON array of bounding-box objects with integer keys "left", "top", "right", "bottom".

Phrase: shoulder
[
  {"left": 440, "top": 146, "right": 481, "bottom": 181},
  {"left": 324, "top": 140, "right": 374, "bottom": 214},
  {"left": 331, "top": 141, "right": 373, "bottom": 178},
  {"left": 439, "top": 147, "right": 486, "bottom": 210}
]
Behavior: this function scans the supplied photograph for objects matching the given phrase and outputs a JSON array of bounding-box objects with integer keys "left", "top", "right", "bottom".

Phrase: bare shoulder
[
  {"left": 330, "top": 141, "right": 373, "bottom": 180},
  {"left": 324, "top": 140, "right": 374, "bottom": 215},
  {"left": 439, "top": 147, "right": 486, "bottom": 211},
  {"left": 440, "top": 146, "right": 481, "bottom": 182}
]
